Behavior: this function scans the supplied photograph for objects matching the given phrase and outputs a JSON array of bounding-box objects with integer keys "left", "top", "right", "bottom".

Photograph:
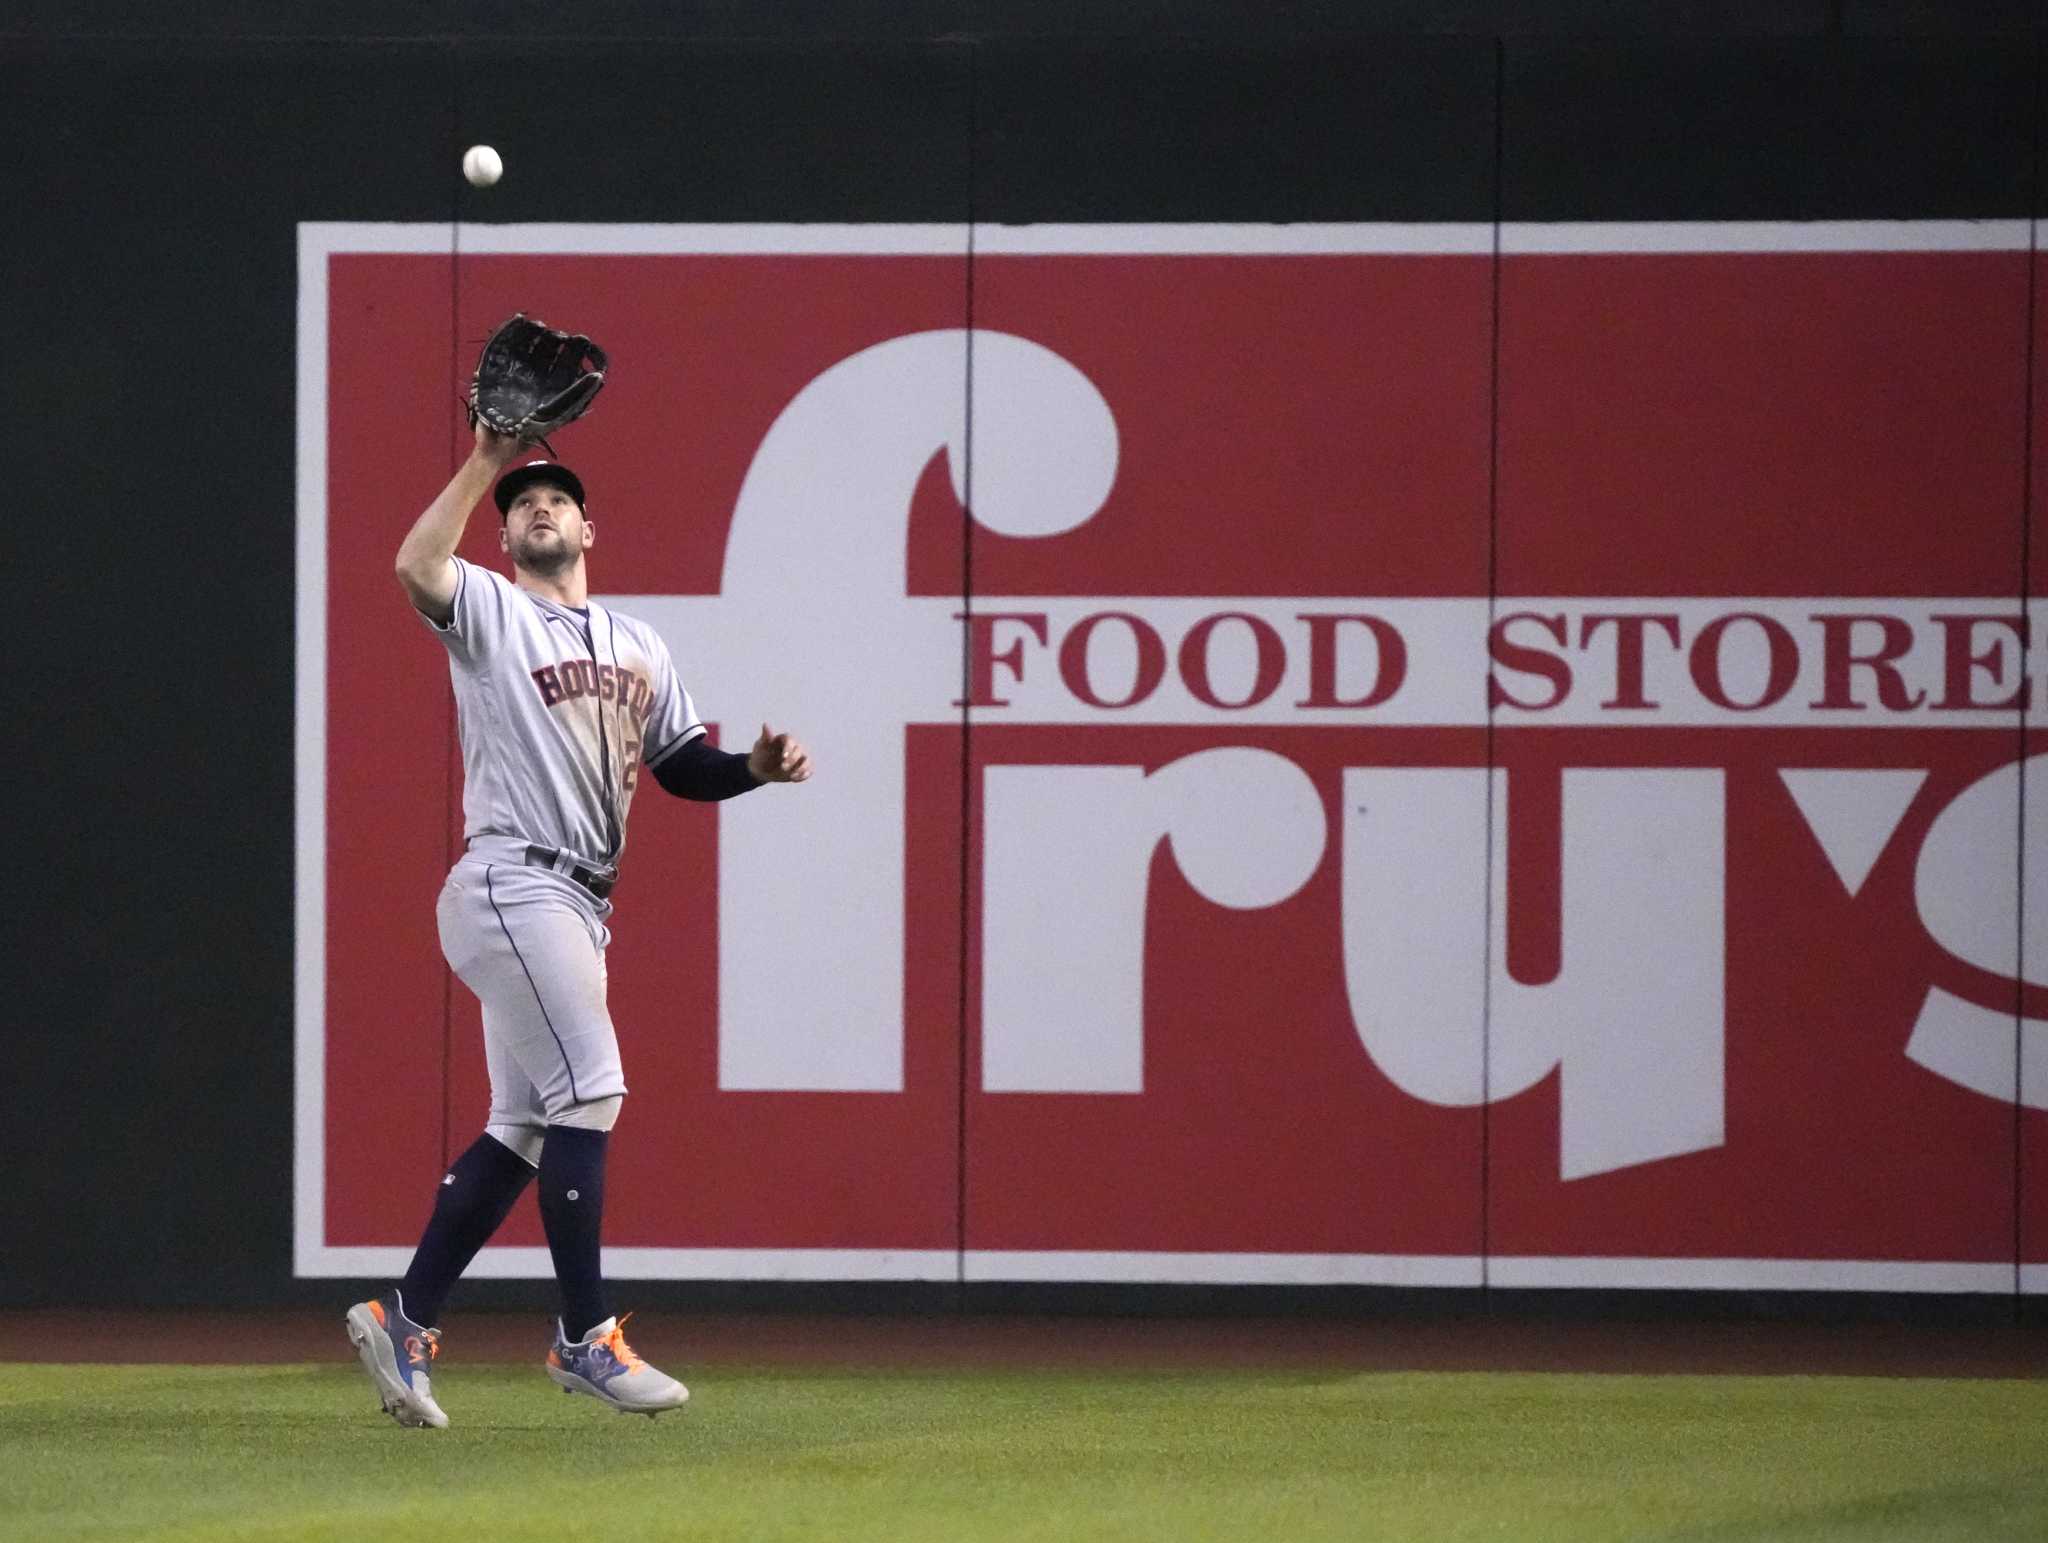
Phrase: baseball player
[{"left": 346, "top": 421, "right": 811, "bottom": 1428}]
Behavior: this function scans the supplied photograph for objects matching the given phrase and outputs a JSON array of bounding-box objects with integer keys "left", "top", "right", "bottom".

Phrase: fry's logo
[{"left": 618, "top": 330, "right": 2042, "bottom": 1179}]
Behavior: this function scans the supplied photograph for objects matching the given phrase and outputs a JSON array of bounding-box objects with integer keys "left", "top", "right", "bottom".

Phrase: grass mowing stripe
[{"left": 2, "top": 1367, "right": 2044, "bottom": 1542}]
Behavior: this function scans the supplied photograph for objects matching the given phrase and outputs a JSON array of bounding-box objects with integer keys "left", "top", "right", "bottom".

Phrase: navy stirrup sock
[
  {"left": 398, "top": 1132, "right": 536, "bottom": 1328},
  {"left": 537, "top": 1125, "right": 610, "bottom": 1342}
]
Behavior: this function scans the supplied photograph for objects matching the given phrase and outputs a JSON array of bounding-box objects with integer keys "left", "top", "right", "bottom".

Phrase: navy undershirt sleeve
[{"left": 649, "top": 736, "right": 763, "bottom": 801}]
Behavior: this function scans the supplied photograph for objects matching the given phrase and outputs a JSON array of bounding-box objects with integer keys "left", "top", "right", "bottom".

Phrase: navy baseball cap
[{"left": 494, "top": 459, "right": 587, "bottom": 517}]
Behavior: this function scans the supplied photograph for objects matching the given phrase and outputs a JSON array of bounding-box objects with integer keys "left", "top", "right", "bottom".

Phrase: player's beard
[{"left": 512, "top": 526, "right": 578, "bottom": 578}]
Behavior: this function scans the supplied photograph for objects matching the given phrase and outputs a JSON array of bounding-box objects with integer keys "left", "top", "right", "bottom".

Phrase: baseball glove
[{"left": 468, "top": 313, "right": 608, "bottom": 450}]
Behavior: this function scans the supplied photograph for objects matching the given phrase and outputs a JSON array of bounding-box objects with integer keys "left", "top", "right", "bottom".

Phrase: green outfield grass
[{"left": 3, "top": 1363, "right": 2045, "bottom": 1542}]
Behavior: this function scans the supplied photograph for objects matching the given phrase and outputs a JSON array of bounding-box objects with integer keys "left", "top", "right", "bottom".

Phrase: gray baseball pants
[{"left": 435, "top": 839, "right": 628, "bottom": 1165}]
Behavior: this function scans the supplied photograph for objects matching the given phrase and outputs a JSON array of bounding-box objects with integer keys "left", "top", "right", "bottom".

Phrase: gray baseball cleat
[
  {"left": 345, "top": 1292, "right": 450, "bottom": 1430},
  {"left": 546, "top": 1313, "right": 690, "bottom": 1418}
]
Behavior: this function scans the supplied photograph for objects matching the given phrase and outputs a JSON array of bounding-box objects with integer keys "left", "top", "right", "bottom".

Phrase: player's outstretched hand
[
  {"left": 749, "top": 724, "right": 813, "bottom": 784},
  {"left": 474, "top": 417, "right": 527, "bottom": 467}
]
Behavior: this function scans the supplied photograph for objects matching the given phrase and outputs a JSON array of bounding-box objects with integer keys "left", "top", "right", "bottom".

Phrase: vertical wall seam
[{"left": 1480, "top": 35, "right": 1507, "bottom": 1301}]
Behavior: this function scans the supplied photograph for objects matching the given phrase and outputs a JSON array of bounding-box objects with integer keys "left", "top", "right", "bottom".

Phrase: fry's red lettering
[
  {"left": 1689, "top": 612, "right": 1800, "bottom": 711},
  {"left": 957, "top": 612, "right": 1050, "bottom": 708},
  {"left": 1489, "top": 612, "right": 1572, "bottom": 710},
  {"left": 1296, "top": 614, "right": 1407, "bottom": 709},
  {"left": 1180, "top": 612, "right": 1286, "bottom": 710},
  {"left": 1580, "top": 613, "right": 1682, "bottom": 710},
  {"left": 1059, "top": 612, "right": 1167, "bottom": 709},
  {"left": 1810, "top": 614, "right": 1925, "bottom": 710},
  {"left": 1931, "top": 614, "right": 2029, "bottom": 711}
]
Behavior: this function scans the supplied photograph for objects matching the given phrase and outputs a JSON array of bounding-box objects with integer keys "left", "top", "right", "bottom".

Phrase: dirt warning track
[{"left": 6, "top": 1309, "right": 2044, "bottom": 1378}]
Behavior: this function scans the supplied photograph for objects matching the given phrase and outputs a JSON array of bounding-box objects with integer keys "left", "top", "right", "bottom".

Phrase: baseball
[{"left": 462, "top": 144, "right": 503, "bottom": 188}]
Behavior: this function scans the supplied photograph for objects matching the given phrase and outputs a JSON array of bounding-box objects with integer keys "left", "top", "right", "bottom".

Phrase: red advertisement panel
[
  {"left": 299, "top": 226, "right": 2037, "bottom": 1288},
  {"left": 312, "top": 239, "right": 971, "bottom": 1269},
  {"left": 1491, "top": 246, "right": 2031, "bottom": 1282},
  {"left": 962, "top": 252, "right": 1493, "bottom": 1274}
]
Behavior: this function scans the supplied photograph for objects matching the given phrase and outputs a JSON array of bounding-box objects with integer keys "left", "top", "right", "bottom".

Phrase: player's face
[{"left": 501, "top": 483, "right": 593, "bottom": 576}]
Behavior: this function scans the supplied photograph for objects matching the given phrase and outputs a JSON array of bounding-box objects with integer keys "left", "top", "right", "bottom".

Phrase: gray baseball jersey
[
  {"left": 423, "top": 556, "right": 705, "bottom": 866},
  {"left": 419, "top": 555, "right": 709, "bottom": 1149}
]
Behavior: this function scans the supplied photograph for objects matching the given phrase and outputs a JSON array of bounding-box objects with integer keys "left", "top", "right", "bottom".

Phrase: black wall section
[
  {"left": 453, "top": 42, "right": 970, "bottom": 223},
  {"left": 1846, "top": 1, "right": 2043, "bottom": 34},
  {"left": 973, "top": 39, "right": 1496, "bottom": 222},
  {"left": 0, "top": 2, "right": 1855, "bottom": 44},
  {"left": 4, "top": 41, "right": 454, "bottom": 1307},
  {"left": 3, "top": 1, "right": 2041, "bottom": 45},
  {"left": 1504, "top": 37, "right": 2037, "bottom": 221},
  {"left": 4, "top": 19, "right": 2042, "bottom": 1309}
]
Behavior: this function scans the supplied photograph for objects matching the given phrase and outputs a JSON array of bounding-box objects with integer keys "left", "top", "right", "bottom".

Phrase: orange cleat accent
[
  {"left": 545, "top": 1312, "right": 688, "bottom": 1415},
  {"left": 602, "top": 1314, "right": 647, "bottom": 1371}
]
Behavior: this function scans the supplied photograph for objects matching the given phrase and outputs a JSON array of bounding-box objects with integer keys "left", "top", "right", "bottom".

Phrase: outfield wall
[{"left": 8, "top": 6, "right": 2045, "bottom": 1307}]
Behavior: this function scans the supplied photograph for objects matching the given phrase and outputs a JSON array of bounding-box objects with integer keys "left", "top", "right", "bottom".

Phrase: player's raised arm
[{"left": 396, "top": 422, "right": 525, "bottom": 623}]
